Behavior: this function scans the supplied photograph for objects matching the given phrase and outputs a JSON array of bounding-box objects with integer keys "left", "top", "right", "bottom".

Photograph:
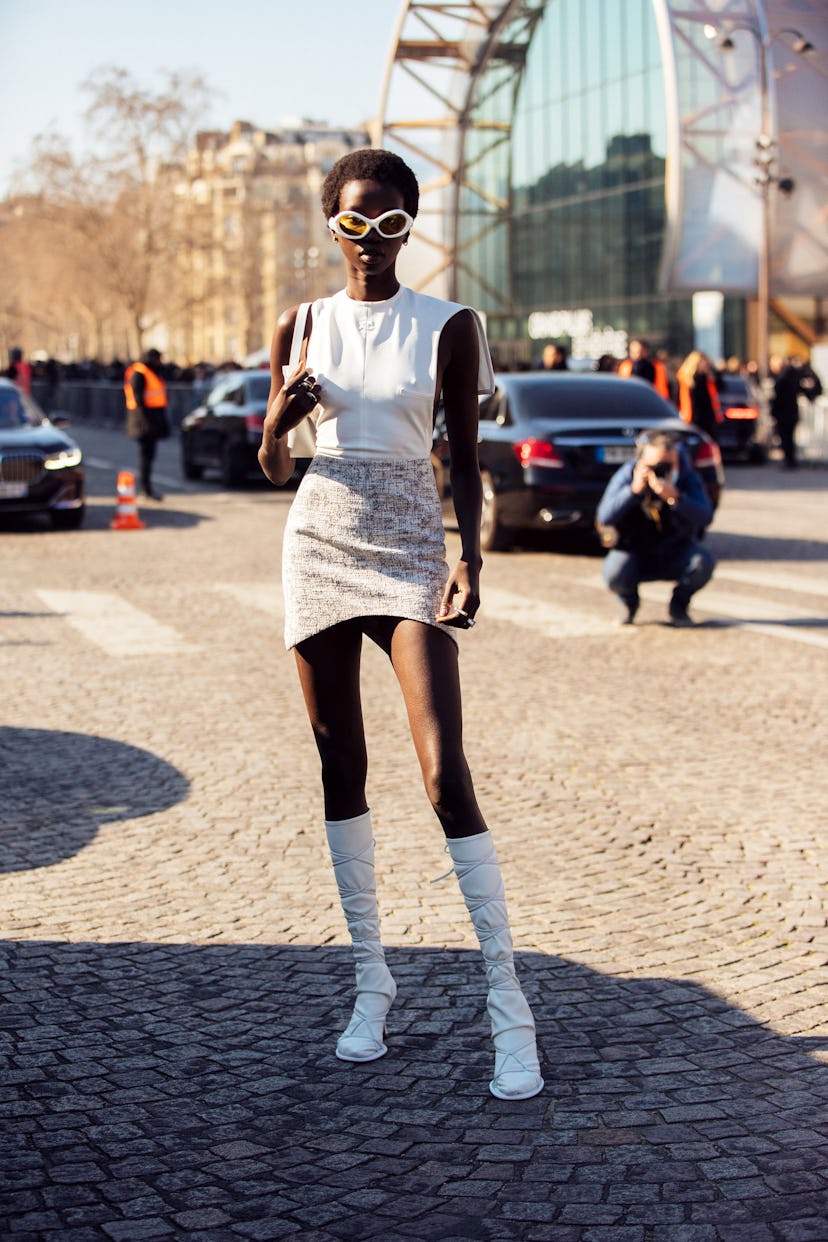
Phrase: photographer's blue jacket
[{"left": 596, "top": 448, "right": 713, "bottom": 553}]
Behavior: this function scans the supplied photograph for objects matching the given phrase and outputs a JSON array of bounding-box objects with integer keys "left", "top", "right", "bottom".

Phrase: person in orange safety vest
[
  {"left": 124, "top": 348, "right": 170, "bottom": 500},
  {"left": 618, "top": 338, "right": 671, "bottom": 399},
  {"left": 675, "top": 350, "right": 722, "bottom": 442},
  {"left": 6, "top": 347, "right": 32, "bottom": 396}
]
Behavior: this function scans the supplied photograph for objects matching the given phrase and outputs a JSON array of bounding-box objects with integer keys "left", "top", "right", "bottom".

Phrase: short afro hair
[{"left": 321, "top": 149, "right": 419, "bottom": 221}]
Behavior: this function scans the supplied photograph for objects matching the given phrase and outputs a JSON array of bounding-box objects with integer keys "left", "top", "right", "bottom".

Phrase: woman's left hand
[{"left": 436, "top": 560, "right": 479, "bottom": 629}]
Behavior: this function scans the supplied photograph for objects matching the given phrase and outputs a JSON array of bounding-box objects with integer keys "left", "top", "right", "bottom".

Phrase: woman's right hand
[{"left": 269, "top": 367, "right": 320, "bottom": 439}]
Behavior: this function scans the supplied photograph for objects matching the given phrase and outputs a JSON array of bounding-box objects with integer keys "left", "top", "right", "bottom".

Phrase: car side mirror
[{"left": 49, "top": 412, "right": 70, "bottom": 427}]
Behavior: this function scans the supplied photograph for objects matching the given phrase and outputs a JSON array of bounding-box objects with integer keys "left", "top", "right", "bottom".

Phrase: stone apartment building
[{"left": 169, "top": 119, "right": 369, "bottom": 364}]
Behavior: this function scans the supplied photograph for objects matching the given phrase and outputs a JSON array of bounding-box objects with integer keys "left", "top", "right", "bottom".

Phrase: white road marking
[
  {"left": 36, "top": 591, "right": 195, "bottom": 656},
  {"left": 574, "top": 575, "right": 828, "bottom": 649},
  {"left": 481, "top": 587, "right": 610, "bottom": 637},
  {"left": 152, "top": 472, "right": 195, "bottom": 489},
  {"left": 714, "top": 566, "right": 828, "bottom": 601},
  {"left": 82, "top": 459, "right": 199, "bottom": 493},
  {"left": 678, "top": 588, "right": 828, "bottom": 649},
  {"left": 214, "top": 582, "right": 284, "bottom": 616}
]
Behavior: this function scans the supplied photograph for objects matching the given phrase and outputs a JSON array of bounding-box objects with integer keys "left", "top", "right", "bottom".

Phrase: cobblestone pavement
[{"left": 1, "top": 431, "right": 827, "bottom": 1241}]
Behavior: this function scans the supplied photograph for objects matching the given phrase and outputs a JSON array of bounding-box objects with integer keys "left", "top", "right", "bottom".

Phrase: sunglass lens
[
  {"left": 337, "top": 213, "right": 369, "bottom": 238},
  {"left": 377, "top": 212, "right": 409, "bottom": 237}
]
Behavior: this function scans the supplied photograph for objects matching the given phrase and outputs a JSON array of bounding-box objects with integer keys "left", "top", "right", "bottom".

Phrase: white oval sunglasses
[{"left": 328, "top": 209, "right": 414, "bottom": 241}]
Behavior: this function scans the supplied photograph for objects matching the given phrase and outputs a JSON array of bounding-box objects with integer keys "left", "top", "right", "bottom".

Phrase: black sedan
[
  {"left": 0, "top": 379, "right": 85, "bottom": 529},
  {"left": 716, "top": 373, "right": 768, "bottom": 462},
  {"left": 180, "top": 369, "right": 272, "bottom": 487},
  {"left": 431, "top": 372, "right": 724, "bottom": 551}
]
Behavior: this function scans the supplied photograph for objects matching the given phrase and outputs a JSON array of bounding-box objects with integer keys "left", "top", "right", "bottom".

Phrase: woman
[
  {"left": 676, "top": 350, "right": 722, "bottom": 440},
  {"left": 258, "top": 149, "right": 543, "bottom": 1101}
]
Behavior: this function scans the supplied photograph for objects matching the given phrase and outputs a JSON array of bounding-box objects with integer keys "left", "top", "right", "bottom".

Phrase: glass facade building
[{"left": 454, "top": 0, "right": 739, "bottom": 366}]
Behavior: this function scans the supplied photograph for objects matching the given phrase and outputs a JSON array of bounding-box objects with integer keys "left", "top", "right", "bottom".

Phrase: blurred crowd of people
[
  {"left": 6, "top": 339, "right": 824, "bottom": 473},
  {"left": 11, "top": 354, "right": 245, "bottom": 387},
  {"left": 492, "top": 338, "right": 824, "bottom": 468}
]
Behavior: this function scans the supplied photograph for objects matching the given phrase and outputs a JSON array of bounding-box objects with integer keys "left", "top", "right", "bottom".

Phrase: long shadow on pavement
[
  {"left": 0, "top": 728, "right": 189, "bottom": 872},
  {"left": 1, "top": 942, "right": 826, "bottom": 1240}
]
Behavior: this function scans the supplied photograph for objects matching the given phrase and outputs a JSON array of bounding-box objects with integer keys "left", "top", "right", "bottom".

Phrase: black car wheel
[
  {"left": 50, "top": 506, "right": 85, "bottom": 531},
  {"left": 480, "top": 469, "right": 512, "bottom": 552},
  {"left": 221, "top": 441, "right": 247, "bottom": 488},
  {"left": 180, "top": 439, "right": 203, "bottom": 481}
]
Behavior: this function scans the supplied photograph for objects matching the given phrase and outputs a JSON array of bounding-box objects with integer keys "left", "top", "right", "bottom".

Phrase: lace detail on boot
[
  {"left": 337, "top": 961, "right": 397, "bottom": 1062},
  {"left": 326, "top": 818, "right": 396, "bottom": 1063},
  {"left": 448, "top": 832, "right": 544, "bottom": 1100}
]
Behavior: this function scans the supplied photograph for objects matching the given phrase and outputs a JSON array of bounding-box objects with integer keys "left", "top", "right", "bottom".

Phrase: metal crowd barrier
[{"left": 31, "top": 381, "right": 203, "bottom": 432}]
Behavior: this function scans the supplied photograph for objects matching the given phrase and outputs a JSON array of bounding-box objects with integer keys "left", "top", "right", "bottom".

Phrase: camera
[{"left": 651, "top": 461, "right": 671, "bottom": 479}]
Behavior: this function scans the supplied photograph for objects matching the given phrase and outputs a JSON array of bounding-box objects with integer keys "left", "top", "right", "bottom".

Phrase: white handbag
[{"left": 283, "top": 302, "right": 317, "bottom": 459}]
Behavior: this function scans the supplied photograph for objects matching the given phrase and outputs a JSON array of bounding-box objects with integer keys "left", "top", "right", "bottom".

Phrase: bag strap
[{"left": 288, "top": 302, "right": 312, "bottom": 373}]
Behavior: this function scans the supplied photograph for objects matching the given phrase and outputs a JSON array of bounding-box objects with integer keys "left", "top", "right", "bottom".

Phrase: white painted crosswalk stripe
[
  {"left": 28, "top": 565, "right": 827, "bottom": 657},
  {"left": 36, "top": 590, "right": 194, "bottom": 656},
  {"left": 579, "top": 577, "right": 828, "bottom": 649},
  {"left": 714, "top": 566, "right": 828, "bottom": 601},
  {"left": 484, "top": 586, "right": 610, "bottom": 637},
  {"left": 680, "top": 587, "right": 828, "bottom": 649},
  {"left": 214, "top": 583, "right": 284, "bottom": 616}
]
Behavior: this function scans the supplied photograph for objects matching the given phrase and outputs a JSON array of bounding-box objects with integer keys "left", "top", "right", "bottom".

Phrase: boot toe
[
  {"left": 335, "top": 984, "right": 395, "bottom": 1063},
  {"left": 336, "top": 1034, "right": 388, "bottom": 1062},
  {"left": 490, "top": 1069, "right": 544, "bottom": 1100}
]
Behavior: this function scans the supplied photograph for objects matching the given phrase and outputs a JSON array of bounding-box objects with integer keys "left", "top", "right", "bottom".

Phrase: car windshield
[
  {"left": 0, "top": 387, "right": 41, "bottom": 429},
  {"left": 246, "top": 375, "right": 271, "bottom": 402},
  {"left": 718, "top": 376, "right": 751, "bottom": 398},
  {"left": 504, "top": 375, "right": 669, "bottom": 422}
]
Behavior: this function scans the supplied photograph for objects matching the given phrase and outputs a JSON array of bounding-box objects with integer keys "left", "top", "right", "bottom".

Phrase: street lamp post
[{"left": 705, "top": 21, "right": 814, "bottom": 381}]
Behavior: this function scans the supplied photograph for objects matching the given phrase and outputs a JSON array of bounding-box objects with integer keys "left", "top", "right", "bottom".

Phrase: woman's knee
[
  {"left": 421, "top": 757, "right": 476, "bottom": 820},
  {"left": 315, "top": 734, "right": 367, "bottom": 801}
]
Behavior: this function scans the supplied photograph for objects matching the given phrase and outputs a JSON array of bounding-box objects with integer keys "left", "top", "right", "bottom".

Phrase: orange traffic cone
[{"left": 110, "top": 470, "right": 146, "bottom": 530}]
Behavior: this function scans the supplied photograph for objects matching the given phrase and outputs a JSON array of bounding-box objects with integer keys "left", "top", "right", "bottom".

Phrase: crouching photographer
[{"left": 595, "top": 430, "right": 716, "bottom": 627}]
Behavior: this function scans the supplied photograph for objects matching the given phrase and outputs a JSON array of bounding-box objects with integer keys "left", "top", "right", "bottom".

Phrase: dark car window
[
  {"left": 718, "top": 376, "right": 752, "bottom": 400},
  {"left": 206, "top": 377, "right": 233, "bottom": 407},
  {"left": 479, "top": 392, "right": 508, "bottom": 423},
  {"left": 0, "top": 387, "right": 38, "bottom": 429},
  {"left": 245, "top": 375, "right": 271, "bottom": 403},
  {"left": 503, "top": 375, "right": 673, "bottom": 422}
]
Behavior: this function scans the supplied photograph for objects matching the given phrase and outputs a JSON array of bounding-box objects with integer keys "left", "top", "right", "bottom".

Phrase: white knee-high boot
[
  {"left": 325, "top": 811, "right": 397, "bottom": 1062},
  {"left": 447, "top": 831, "right": 544, "bottom": 1100}
]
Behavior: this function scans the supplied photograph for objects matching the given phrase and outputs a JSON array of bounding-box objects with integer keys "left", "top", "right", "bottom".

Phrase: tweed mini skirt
[{"left": 282, "top": 455, "right": 455, "bottom": 650}]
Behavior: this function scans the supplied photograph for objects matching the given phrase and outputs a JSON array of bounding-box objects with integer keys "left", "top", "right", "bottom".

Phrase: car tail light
[
  {"left": 513, "top": 438, "right": 564, "bottom": 468},
  {"left": 245, "top": 414, "right": 265, "bottom": 432},
  {"left": 694, "top": 439, "right": 722, "bottom": 469},
  {"left": 723, "top": 406, "right": 758, "bottom": 420}
]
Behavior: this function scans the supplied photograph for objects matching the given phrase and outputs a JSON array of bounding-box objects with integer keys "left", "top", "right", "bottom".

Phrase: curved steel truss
[{"left": 376, "top": 1, "right": 546, "bottom": 299}]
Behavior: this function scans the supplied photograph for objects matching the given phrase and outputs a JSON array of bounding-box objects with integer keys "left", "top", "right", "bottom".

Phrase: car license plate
[
  {"left": 0, "top": 481, "right": 27, "bottom": 498},
  {"left": 599, "top": 445, "right": 635, "bottom": 463}
]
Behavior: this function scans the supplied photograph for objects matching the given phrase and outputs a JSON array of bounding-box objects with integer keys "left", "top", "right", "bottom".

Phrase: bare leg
[
  {"left": 293, "top": 621, "right": 395, "bottom": 1060},
  {"left": 377, "top": 618, "right": 543, "bottom": 1099},
  {"left": 293, "top": 620, "right": 368, "bottom": 820},
  {"left": 381, "top": 618, "right": 487, "bottom": 839}
]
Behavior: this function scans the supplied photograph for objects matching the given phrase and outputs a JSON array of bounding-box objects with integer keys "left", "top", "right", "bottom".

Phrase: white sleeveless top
[{"left": 285, "top": 285, "right": 494, "bottom": 460}]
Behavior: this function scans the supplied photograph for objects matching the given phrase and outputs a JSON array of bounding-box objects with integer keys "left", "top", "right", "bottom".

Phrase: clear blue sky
[{"left": 0, "top": 0, "right": 406, "bottom": 194}]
